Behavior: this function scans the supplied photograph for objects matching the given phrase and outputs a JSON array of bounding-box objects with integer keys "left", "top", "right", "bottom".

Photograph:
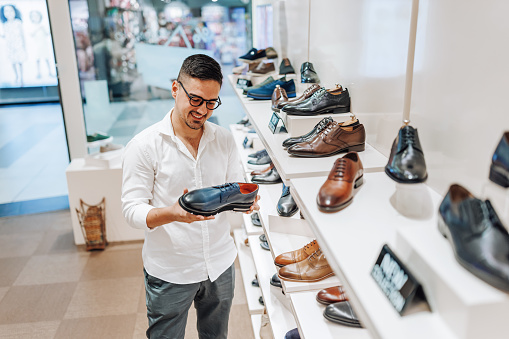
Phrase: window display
[{"left": 0, "top": 0, "right": 57, "bottom": 88}]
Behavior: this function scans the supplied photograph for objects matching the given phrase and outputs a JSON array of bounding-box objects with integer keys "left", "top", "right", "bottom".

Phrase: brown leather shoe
[
  {"left": 274, "top": 239, "right": 319, "bottom": 267},
  {"left": 277, "top": 248, "right": 334, "bottom": 282},
  {"left": 316, "top": 286, "right": 348, "bottom": 305},
  {"left": 249, "top": 61, "right": 276, "bottom": 75},
  {"left": 250, "top": 162, "right": 274, "bottom": 176},
  {"left": 271, "top": 85, "right": 288, "bottom": 112},
  {"left": 277, "top": 83, "right": 322, "bottom": 110},
  {"left": 317, "top": 152, "right": 364, "bottom": 212},
  {"left": 287, "top": 121, "right": 365, "bottom": 157}
]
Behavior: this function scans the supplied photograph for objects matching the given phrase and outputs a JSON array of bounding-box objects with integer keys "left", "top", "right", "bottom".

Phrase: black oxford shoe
[
  {"left": 179, "top": 183, "right": 258, "bottom": 216},
  {"left": 439, "top": 184, "right": 509, "bottom": 292},
  {"left": 323, "top": 301, "right": 362, "bottom": 327},
  {"left": 277, "top": 185, "right": 299, "bottom": 217},
  {"left": 490, "top": 131, "right": 509, "bottom": 187}
]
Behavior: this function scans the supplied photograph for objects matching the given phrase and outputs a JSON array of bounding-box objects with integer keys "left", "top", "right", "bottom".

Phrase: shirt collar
[{"left": 158, "top": 108, "right": 216, "bottom": 144}]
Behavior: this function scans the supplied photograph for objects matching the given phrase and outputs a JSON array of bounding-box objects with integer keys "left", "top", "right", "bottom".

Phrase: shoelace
[
  {"left": 401, "top": 127, "right": 416, "bottom": 147},
  {"left": 304, "top": 240, "right": 317, "bottom": 252},
  {"left": 303, "top": 85, "right": 320, "bottom": 97},
  {"left": 315, "top": 117, "right": 333, "bottom": 133},
  {"left": 308, "top": 248, "right": 322, "bottom": 261},
  {"left": 320, "top": 121, "right": 337, "bottom": 138},
  {"left": 310, "top": 88, "right": 327, "bottom": 104},
  {"left": 333, "top": 158, "right": 348, "bottom": 180},
  {"left": 214, "top": 183, "right": 236, "bottom": 192}
]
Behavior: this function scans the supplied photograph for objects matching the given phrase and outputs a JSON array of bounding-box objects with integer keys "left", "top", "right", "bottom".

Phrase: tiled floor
[{"left": 0, "top": 210, "right": 255, "bottom": 339}]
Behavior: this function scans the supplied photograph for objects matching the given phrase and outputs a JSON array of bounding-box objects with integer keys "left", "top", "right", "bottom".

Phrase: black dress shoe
[
  {"left": 237, "top": 116, "right": 249, "bottom": 125},
  {"left": 438, "top": 184, "right": 509, "bottom": 292},
  {"left": 259, "top": 296, "right": 264, "bottom": 305},
  {"left": 490, "top": 131, "right": 509, "bottom": 187},
  {"left": 260, "top": 241, "right": 270, "bottom": 251},
  {"left": 282, "top": 86, "right": 350, "bottom": 116},
  {"left": 301, "top": 62, "right": 320, "bottom": 83},
  {"left": 251, "top": 167, "right": 282, "bottom": 184},
  {"left": 252, "top": 277, "right": 259, "bottom": 287},
  {"left": 270, "top": 273, "right": 282, "bottom": 288},
  {"left": 277, "top": 185, "right": 299, "bottom": 217},
  {"left": 385, "top": 125, "right": 428, "bottom": 183},
  {"left": 279, "top": 58, "right": 295, "bottom": 75},
  {"left": 251, "top": 213, "right": 262, "bottom": 227},
  {"left": 259, "top": 234, "right": 266, "bottom": 242},
  {"left": 248, "top": 149, "right": 267, "bottom": 159},
  {"left": 239, "top": 48, "right": 266, "bottom": 63},
  {"left": 323, "top": 301, "right": 362, "bottom": 327},
  {"left": 282, "top": 117, "right": 333, "bottom": 148},
  {"left": 179, "top": 183, "right": 259, "bottom": 216}
]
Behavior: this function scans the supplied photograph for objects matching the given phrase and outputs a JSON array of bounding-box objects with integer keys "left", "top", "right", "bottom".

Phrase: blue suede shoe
[
  {"left": 247, "top": 78, "right": 296, "bottom": 100},
  {"left": 490, "top": 132, "right": 509, "bottom": 187},
  {"left": 179, "top": 183, "right": 258, "bottom": 216}
]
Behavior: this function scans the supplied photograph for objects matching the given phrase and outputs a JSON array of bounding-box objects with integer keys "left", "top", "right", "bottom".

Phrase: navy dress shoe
[
  {"left": 323, "top": 301, "right": 362, "bottom": 327},
  {"left": 239, "top": 48, "right": 266, "bottom": 63},
  {"left": 270, "top": 273, "right": 282, "bottom": 288},
  {"left": 301, "top": 62, "right": 320, "bottom": 83},
  {"left": 179, "top": 183, "right": 258, "bottom": 216},
  {"left": 439, "top": 184, "right": 509, "bottom": 292},
  {"left": 285, "top": 328, "right": 300, "bottom": 339},
  {"left": 490, "top": 131, "right": 509, "bottom": 187},
  {"left": 247, "top": 78, "right": 296, "bottom": 100},
  {"left": 385, "top": 125, "right": 428, "bottom": 183},
  {"left": 277, "top": 184, "right": 299, "bottom": 217}
]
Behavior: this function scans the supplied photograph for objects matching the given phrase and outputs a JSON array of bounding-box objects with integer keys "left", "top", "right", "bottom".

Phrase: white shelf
[
  {"left": 234, "top": 229, "right": 264, "bottom": 315},
  {"left": 249, "top": 235, "right": 297, "bottom": 339},
  {"left": 290, "top": 172, "right": 457, "bottom": 339},
  {"left": 251, "top": 314, "right": 262, "bottom": 339},
  {"left": 229, "top": 124, "right": 263, "bottom": 179},
  {"left": 243, "top": 213, "right": 264, "bottom": 236},
  {"left": 290, "top": 291, "right": 372, "bottom": 339}
]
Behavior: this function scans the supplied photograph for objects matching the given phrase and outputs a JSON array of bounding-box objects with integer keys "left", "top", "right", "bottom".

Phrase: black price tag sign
[
  {"left": 268, "top": 112, "right": 280, "bottom": 134},
  {"left": 371, "top": 244, "right": 427, "bottom": 315},
  {"left": 236, "top": 78, "right": 252, "bottom": 89}
]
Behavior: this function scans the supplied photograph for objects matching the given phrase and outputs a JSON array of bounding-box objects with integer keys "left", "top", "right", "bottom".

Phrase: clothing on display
[
  {"left": 279, "top": 58, "right": 296, "bottom": 75},
  {"left": 251, "top": 167, "right": 282, "bottom": 184},
  {"left": 317, "top": 152, "right": 364, "bottom": 212},
  {"left": 385, "top": 125, "right": 428, "bottom": 184},
  {"left": 178, "top": 182, "right": 259, "bottom": 216},
  {"left": 278, "top": 248, "right": 334, "bottom": 282},
  {"left": 300, "top": 62, "right": 320, "bottom": 83},
  {"left": 282, "top": 85, "right": 350, "bottom": 116},
  {"left": 247, "top": 78, "right": 296, "bottom": 100},
  {"left": 323, "top": 301, "right": 363, "bottom": 328},
  {"left": 316, "top": 286, "right": 348, "bottom": 305},
  {"left": 271, "top": 85, "right": 288, "bottom": 112},
  {"left": 274, "top": 239, "right": 319, "bottom": 267},
  {"left": 277, "top": 184, "right": 299, "bottom": 217},
  {"left": 277, "top": 83, "right": 321, "bottom": 111},
  {"left": 438, "top": 184, "right": 509, "bottom": 292},
  {"left": 490, "top": 131, "right": 509, "bottom": 187},
  {"left": 287, "top": 120, "right": 366, "bottom": 157}
]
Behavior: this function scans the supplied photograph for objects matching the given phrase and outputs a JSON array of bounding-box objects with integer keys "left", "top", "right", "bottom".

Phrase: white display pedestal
[{"left": 66, "top": 159, "right": 144, "bottom": 245}]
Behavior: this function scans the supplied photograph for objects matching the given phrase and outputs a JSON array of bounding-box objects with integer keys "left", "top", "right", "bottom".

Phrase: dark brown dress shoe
[
  {"left": 250, "top": 163, "right": 274, "bottom": 176},
  {"left": 249, "top": 61, "right": 276, "bottom": 75},
  {"left": 316, "top": 286, "right": 347, "bottom": 305},
  {"left": 287, "top": 121, "right": 365, "bottom": 157},
  {"left": 278, "top": 248, "right": 334, "bottom": 282},
  {"left": 317, "top": 152, "right": 364, "bottom": 212},
  {"left": 277, "top": 83, "right": 322, "bottom": 110},
  {"left": 274, "top": 239, "right": 319, "bottom": 267},
  {"left": 271, "top": 85, "right": 288, "bottom": 112}
]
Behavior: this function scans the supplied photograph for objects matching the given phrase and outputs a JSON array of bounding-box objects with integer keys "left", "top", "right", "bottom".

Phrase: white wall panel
[{"left": 411, "top": 0, "right": 509, "bottom": 195}]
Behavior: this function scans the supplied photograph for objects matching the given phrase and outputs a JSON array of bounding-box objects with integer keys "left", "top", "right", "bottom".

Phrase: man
[{"left": 122, "top": 54, "right": 259, "bottom": 338}]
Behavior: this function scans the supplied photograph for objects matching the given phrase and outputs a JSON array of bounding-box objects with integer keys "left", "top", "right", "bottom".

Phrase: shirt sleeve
[
  {"left": 225, "top": 132, "right": 246, "bottom": 183},
  {"left": 121, "top": 138, "right": 155, "bottom": 229}
]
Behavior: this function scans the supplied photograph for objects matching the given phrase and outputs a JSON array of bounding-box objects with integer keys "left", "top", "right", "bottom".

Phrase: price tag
[
  {"left": 236, "top": 78, "right": 252, "bottom": 89},
  {"left": 268, "top": 112, "right": 281, "bottom": 134},
  {"left": 371, "top": 244, "right": 427, "bottom": 315}
]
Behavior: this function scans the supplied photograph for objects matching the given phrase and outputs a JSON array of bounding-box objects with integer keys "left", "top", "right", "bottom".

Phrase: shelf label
[
  {"left": 371, "top": 244, "right": 428, "bottom": 315},
  {"left": 268, "top": 112, "right": 287, "bottom": 134},
  {"left": 236, "top": 78, "right": 252, "bottom": 89}
]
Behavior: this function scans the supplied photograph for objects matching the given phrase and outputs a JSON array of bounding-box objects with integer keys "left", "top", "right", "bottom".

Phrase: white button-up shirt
[{"left": 121, "top": 109, "right": 244, "bottom": 284}]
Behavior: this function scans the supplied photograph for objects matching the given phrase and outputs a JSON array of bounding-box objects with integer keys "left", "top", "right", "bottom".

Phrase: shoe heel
[
  {"left": 332, "top": 106, "right": 350, "bottom": 114},
  {"left": 347, "top": 144, "right": 365, "bottom": 152},
  {"left": 437, "top": 215, "right": 448, "bottom": 239},
  {"left": 354, "top": 175, "right": 363, "bottom": 188},
  {"left": 489, "top": 164, "right": 509, "bottom": 187}
]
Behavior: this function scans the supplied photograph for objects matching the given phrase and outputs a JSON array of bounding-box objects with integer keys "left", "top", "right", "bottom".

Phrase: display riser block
[
  {"left": 397, "top": 225, "right": 509, "bottom": 339},
  {"left": 268, "top": 214, "right": 314, "bottom": 238},
  {"left": 290, "top": 291, "right": 372, "bottom": 339},
  {"left": 268, "top": 231, "right": 341, "bottom": 294},
  {"left": 248, "top": 235, "right": 297, "bottom": 338},
  {"left": 277, "top": 111, "right": 352, "bottom": 138},
  {"left": 243, "top": 213, "right": 264, "bottom": 236},
  {"left": 481, "top": 180, "right": 509, "bottom": 228}
]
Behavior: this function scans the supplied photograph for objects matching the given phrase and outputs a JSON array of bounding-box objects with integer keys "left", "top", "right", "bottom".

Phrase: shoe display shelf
[
  {"left": 249, "top": 234, "right": 297, "bottom": 339},
  {"left": 251, "top": 314, "right": 262, "bottom": 339},
  {"left": 290, "top": 171, "right": 509, "bottom": 339},
  {"left": 233, "top": 228, "right": 265, "bottom": 315},
  {"left": 229, "top": 124, "right": 263, "bottom": 180},
  {"left": 482, "top": 180, "right": 509, "bottom": 227},
  {"left": 289, "top": 290, "right": 371, "bottom": 339}
]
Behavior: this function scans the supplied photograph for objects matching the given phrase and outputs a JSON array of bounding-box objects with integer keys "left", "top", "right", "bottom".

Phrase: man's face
[{"left": 172, "top": 77, "right": 221, "bottom": 131}]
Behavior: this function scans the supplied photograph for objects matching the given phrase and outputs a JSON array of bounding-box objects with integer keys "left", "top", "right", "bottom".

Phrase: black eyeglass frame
[{"left": 177, "top": 80, "right": 222, "bottom": 110}]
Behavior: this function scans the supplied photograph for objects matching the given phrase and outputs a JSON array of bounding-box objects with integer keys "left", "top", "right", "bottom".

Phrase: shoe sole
[
  {"left": 251, "top": 179, "right": 282, "bottom": 185},
  {"left": 384, "top": 166, "right": 428, "bottom": 184},
  {"left": 438, "top": 214, "right": 509, "bottom": 292},
  {"left": 277, "top": 271, "right": 335, "bottom": 283},
  {"left": 323, "top": 311, "right": 362, "bottom": 328},
  {"left": 317, "top": 176, "right": 363, "bottom": 213},
  {"left": 178, "top": 197, "right": 252, "bottom": 216},
  {"left": 284, "top": 105, "right": 350, "bottom": 116},
  {"left": 288, "top": 144, "right": 365, "bottom": 158},
  {"left": 247, "top": 92, "right": 297, "bottom": 100}
]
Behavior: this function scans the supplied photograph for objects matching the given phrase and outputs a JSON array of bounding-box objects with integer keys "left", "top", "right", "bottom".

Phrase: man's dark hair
[{"left": 177, "top": 54, "right": 223, "bottom": 87}]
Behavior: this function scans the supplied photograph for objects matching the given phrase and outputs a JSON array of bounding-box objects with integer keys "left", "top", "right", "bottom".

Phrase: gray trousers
[{"left": 143, "top": 265, "right": 235, "bottom": 339}]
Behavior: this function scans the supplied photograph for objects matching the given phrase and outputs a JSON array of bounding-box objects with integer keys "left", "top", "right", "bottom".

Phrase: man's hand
[
  {"left": 169, "top": 188, "right": 216, "bottom": 223},
  {"left": 245, "top": 194, "right": 261, "bottom": 214}
]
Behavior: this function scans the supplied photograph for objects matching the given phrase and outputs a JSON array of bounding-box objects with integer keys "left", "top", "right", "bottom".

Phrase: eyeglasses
[{"left": 178, "top": 80, "right": 221, "bottom": 110}]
